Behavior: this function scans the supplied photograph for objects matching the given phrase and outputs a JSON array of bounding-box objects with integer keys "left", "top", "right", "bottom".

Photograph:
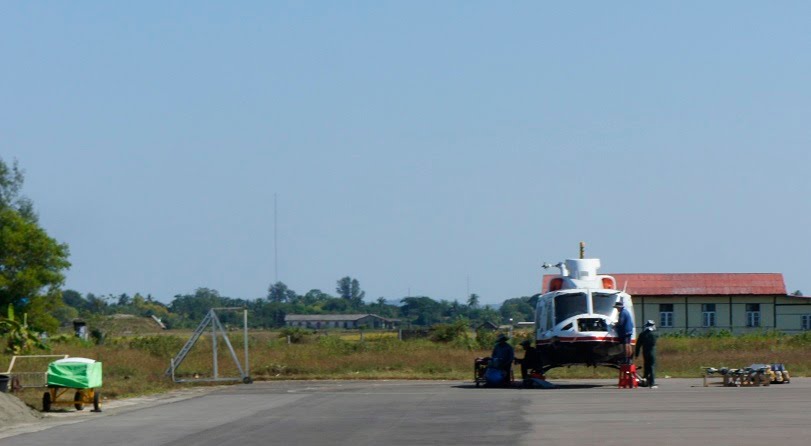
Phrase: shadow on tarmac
[{"left": 454, "top": 382, "right": 607, "bottom": 390}]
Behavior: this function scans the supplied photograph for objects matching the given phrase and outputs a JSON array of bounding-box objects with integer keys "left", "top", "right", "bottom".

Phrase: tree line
[{"left": 58, "top": 279, "right": 539, "bottom": 329}]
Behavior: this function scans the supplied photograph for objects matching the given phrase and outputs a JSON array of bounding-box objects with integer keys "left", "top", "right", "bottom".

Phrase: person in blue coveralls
[
  {"left": 613, "top": 300, "right": 634, "bottom": 364},
  {"left": 489, "top": 333, "right": 514, "bottom": 384}
]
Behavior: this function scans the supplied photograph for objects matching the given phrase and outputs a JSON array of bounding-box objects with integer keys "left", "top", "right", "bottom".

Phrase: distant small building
[
  {"left": 284, "top": 314, "right": 399, "bottom": 329},
  {"left": 475, "top": 321, "right": 499, "bottom": 331},
  {"left": 72, "top": 319, "right": 88, "bottom": 340}
]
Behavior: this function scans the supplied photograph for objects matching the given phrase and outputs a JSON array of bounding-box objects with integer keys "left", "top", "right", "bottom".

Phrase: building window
[
  {"left": 802, "top": 315, "right": 811, "bottom": 331},
  {"left": 746, "top": 304, "right": 761, "bottom": 327},
  {"left": 702, "top": 304, "right": 716, "bottom": 327},
  {"left": 659, "top": 304, "right": 674, "bottom": 328}
]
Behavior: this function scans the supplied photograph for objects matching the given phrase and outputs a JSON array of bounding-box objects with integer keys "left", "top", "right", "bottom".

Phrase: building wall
[
  {"left": 285, "top": 317, "right": 394, "bottom": 329},
  {"left": 684, "top": 296, "right": 733, "bottom": 331},
  {"left": 634, "top": 296, "right": 690, "bottom": 333},
  {"left": 356, "top": 315, "right": 393, "bottom": 329},
  {"left": 731, "top": 297, "right": 774, "bottom": 332},
  {"left": 356, "top": 316, "right": 374, "bottom": 328},
  {"left": 631, "top": 295, "right": 811, "bottom": 334},
  {"left": 776, "top": 300, "right": 811, "bottom": 333}
]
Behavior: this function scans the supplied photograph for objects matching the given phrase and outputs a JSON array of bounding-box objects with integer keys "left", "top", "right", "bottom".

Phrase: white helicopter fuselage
[{"left": 534, "top": 258, "right": 635, "bottom": 371}]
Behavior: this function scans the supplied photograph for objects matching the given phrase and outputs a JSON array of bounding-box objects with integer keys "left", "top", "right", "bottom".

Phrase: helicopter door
[
  {"left": 535, "top": 303, "right": 543, "bottom": 331},
  {"left": 545, "top": 301, "right": 553, "bottom": 331}
]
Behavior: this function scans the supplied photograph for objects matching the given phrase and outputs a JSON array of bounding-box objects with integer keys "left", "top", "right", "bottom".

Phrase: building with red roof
[{"left": 542, "top": 273, "right": 811, "bottom": 334}]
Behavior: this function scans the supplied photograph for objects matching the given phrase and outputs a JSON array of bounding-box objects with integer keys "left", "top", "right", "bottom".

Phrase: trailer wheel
[
  {"left": 74, "top": 391, "right": 85, "bottom": 411},
  {"left": 42, "top": 392, "right": 51, "bottom": 412},
  {"left": 93, "top": 391, "right": 102, "bottom": 412}
]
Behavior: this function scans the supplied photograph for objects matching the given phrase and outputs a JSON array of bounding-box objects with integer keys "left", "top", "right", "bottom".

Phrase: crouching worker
[
  {"left": 486, "top": 333, "right": 514, "bottom": 385},
  {"left": 635, "top": 320, "right": 658, "bottom": 388},
  {"left": 516, "top": 339, "right": 541, "bottom": 381}
]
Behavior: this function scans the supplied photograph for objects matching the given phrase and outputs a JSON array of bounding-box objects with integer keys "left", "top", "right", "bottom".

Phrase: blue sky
[{"left": 2, "top": 1, "right": 810, "bottom": 305}]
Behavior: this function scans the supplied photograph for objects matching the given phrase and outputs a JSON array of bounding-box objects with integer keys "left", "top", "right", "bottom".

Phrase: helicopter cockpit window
[
  {"left": 592, "top": 292, "right": 619, "bottom": 316},
  {"left": 554, "top": 292, "right": 587, "bottom": 324}
]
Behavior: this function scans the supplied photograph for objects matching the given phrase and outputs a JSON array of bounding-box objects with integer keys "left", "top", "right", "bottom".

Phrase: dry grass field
[{"left": 2, "top": 330, "right": 809, "bottom": 410}]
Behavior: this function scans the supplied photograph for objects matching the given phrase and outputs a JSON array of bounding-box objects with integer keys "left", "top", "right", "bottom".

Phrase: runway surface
[{"left": 1, "top": 378, "right": 809, "bottom": 445}]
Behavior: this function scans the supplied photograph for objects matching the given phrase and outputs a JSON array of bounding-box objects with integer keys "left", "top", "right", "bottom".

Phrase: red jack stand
[{"left": 618, "top": 364, "right": 638, "bottom": 388}]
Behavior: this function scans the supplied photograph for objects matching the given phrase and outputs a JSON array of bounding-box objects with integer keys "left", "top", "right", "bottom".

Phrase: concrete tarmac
[{"left": 1, "top": 378, "right": 809, "bottom": 445}]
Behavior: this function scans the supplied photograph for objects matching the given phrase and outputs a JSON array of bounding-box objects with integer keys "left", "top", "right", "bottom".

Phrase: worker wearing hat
[
  {"left": 635, "top": 320, "right": 658, "bottom": 388},
  {"left": 613, "top": 299, "right": 634, "bottom": 363},
  {"left": 489, "top": 333, "right": 514, "bottom": 384}
]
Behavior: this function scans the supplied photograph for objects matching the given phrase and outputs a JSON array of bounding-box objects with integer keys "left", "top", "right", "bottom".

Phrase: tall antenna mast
[
  {"left": 579, "top": 241, "right": 586, "bottom": 259},
  {"left": 274, "top": 193, "right": 278, "bottom": 283}
]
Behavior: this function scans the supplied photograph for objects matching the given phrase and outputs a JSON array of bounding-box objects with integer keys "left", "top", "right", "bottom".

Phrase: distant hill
[{"left": 88, "top": 314, "right": 165, "bottom": 336}]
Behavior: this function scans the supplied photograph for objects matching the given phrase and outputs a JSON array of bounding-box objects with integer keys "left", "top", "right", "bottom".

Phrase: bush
[
  {"left": 430, "top": 320, "right": 470, "bottom": 343},
  {"left": 316, "top": 335, "right": 358, "bottom": 355},
  {"left": 475, "top": 329, "right": 497, "bottom": 350},
  {"left": 278, "top": 327, "right": 312, "bottom": 343}
]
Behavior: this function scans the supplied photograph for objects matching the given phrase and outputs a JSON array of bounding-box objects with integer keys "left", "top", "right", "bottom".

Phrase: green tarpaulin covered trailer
[{"left": 47, "top": 360, "right": 102, "bottom": 389}]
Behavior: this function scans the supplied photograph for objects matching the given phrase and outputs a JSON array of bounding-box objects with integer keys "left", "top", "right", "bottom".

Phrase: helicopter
[{"left": 531, "top": 254, "right": 635, "bottom": 373}]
